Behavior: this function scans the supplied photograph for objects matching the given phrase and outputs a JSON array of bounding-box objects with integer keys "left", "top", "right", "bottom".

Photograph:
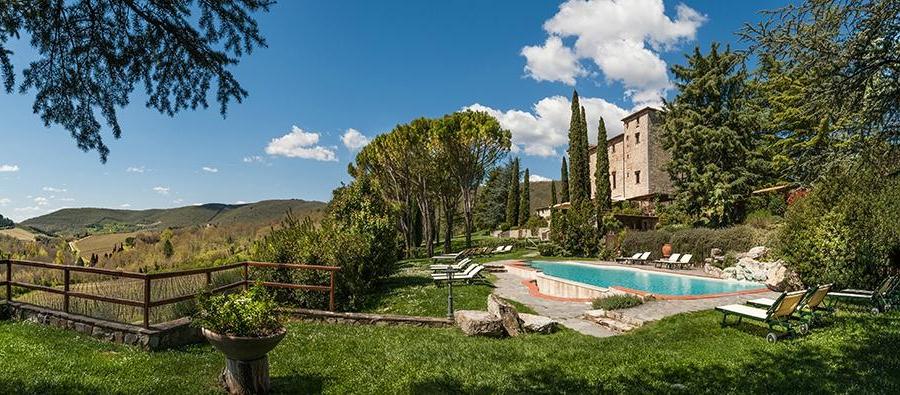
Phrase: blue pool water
[{"left": 530, "top": 261, "right": 764, "bottom": 296}]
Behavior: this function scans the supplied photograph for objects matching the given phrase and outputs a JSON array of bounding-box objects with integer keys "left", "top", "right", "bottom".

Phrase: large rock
[
  {"left": 487, "top": 294, "right": 524, "bottom": 337},
  {"left": 704, "top": 264, "right": 725, "bottom": 279},
  {"left": 519, "top": 313, "right": 558, "bottom": 334},
  {"left": 454, "top": 310, "right": 505, "bottom": 337},
  {"left": 746, "top": 246, "right": 769, "bottom": 260},
  {"left": 765, "top": 261, "right": 803, "bottom": 292}
]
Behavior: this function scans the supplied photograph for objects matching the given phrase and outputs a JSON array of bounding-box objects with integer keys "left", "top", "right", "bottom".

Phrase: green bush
[
  {"left": 743, "top": 209, "right": 782, "bottom": 229},
  {"left": 775, "top": 168, "right": 900, "bottom": 288},
  {"left": 253, "top": 177, "right": 399, "bottom": 310},
  {"left": 619, "top": 230, "right": 671, "bottom": 260},
  {"left": 192, "top": 286, "right": 282, "bottom": 337},
  {"left": 591, "top": 294, "right": 644, "bottom": 310},
  {"left": 537, "top": 242, "right": 565, "bottom": 257}
]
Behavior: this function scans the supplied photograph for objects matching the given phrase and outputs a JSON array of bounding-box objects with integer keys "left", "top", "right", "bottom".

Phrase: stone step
[{"left": 589, "top": 317, "right": 636, "bottom": 333}]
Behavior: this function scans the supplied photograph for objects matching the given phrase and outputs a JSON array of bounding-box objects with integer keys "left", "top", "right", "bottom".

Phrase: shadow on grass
[
  {"left": 409, "top": 367, "right": 596, "bottom": 394},
  {"left": 271, "top": 372, "right": 327, "bottom": 394}
]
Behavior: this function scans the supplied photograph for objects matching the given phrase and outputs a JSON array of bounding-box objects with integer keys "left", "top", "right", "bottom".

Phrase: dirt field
[
  {"left": 71, "top": 232, "right": 140, "bottom": 259},
  {"left": 0, "top": 227, "right": 37, "bottom": 242}
]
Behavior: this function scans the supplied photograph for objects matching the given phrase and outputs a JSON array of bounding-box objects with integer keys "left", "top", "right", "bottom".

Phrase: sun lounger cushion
[
  {"left": 716, "top": 304, "right": 769, "bottom": 320},
  {"left": 747, "top": 297, "right": 777, "bottom": 307}
]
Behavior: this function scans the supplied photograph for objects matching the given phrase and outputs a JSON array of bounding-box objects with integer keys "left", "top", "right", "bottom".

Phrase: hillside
[{"left": 21, "top": 199, "right": 326, "bottom": 236}]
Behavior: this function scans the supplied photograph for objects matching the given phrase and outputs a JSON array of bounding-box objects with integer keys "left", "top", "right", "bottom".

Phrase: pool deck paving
[{"left": 490, "top": 259, "right": 778, "bottom": 338}]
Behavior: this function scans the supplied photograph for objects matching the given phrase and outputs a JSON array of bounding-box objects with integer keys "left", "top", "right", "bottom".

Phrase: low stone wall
[
  {"left": 281, "top": 308, "right": 454, "bottom": 328},
  {"left": 3, "top": 301, "right": 201, "bottom": 351},
  {"left": 505, "top": 263, "right": 540, "bottom": 280}
]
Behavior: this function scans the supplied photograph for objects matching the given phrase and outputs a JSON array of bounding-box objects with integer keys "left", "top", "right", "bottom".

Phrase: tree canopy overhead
[{"left": 0, "top": 1, "right": 272, "bottom": 162}]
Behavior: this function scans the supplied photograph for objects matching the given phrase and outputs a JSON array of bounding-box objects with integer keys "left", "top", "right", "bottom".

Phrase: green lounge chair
[
  {"left": 716, "top": 290, "right": 808, "bottom": 343},
  {"left": 827, "top": 277, "right": 898, "bottom": 313},
  {"left": 747, "top": 284, "right": 834, "bottom": 325}
]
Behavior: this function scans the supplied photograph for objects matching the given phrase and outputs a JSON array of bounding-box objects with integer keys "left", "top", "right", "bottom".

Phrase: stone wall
[
  {"left": 2, "top": 301, "right": 202, "bottom": 351},
  {"left": 281, "top": 308, "right": 454, "bottom": 328}
]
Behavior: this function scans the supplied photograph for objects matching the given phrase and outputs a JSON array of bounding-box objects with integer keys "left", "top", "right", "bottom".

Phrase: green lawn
[{"left": 1, "top": 310, "right": 898, "bottom": 394}]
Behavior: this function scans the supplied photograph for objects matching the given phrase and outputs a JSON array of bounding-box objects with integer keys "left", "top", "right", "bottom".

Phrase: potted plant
[{"left": 194, "top": 286, "right": 285, "bottom": 395}]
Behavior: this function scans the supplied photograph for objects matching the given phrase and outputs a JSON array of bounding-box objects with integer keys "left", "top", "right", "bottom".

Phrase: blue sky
[{"left": 0, "top": 0, "right": 785, "bottom": 221}]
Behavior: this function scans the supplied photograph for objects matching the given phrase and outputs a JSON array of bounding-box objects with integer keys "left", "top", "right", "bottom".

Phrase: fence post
[
  {"left": 5, "top": 261, "right": 11, "bottom": 301},
  {"left": 242, "top": 263, "right": 249, "bottom": 290},
  {"left": 329, "top": 271, "right": 335, "bottom": 311},
  {"left": 143, "top": 277, "right": 151, "bottom": 329},
  {"left": 205, "top": 271, "right": 212, "bottom": 286},
  {"left": 63, "top": 267, "right": 70, "bottom": 314}
]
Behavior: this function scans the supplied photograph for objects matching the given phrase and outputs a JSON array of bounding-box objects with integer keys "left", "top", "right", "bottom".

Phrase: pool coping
[{"left": 505, "top": 260, "right": 771, "bottom": 301}]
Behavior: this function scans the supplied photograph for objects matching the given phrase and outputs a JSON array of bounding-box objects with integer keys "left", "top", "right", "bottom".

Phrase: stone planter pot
[{"left": 202, "top": 328, "right": 287, "bottom": 394}]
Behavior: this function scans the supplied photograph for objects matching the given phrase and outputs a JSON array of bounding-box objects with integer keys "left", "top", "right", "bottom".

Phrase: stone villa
[{"left": 589, "top": 106, "right": 672, "bottom": 204}]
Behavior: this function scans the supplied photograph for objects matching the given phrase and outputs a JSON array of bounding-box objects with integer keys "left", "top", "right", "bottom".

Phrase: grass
[
  {"left": 592, "top": 294, "right": 644, "bottom": 310},
  {"left": 70, "top": 232, "right": 140, "bottom": 259},
  {"left": 0, "top": 309, "right": 897, "bottom": 393},
  {"left": 0, "top": 227, "right": 37, "bottom": 241}
]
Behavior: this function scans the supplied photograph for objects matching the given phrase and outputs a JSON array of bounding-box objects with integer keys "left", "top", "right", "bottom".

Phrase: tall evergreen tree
[
  {"left": 519, "top": 168, "right": 531, "bottom": 225},
  {"left": 560, "top": 157, "right": 570, "bottom": 203},
  {"left": 566, "top": 90, "right": 591, "bottom": 203},
  {"left": 594, "top": 118, "right": 612, "bottom": 229},
  {"left": 661, "top": 44, "right": 765, "bottom": 227},
  {"left": 505, "top": 158, "right": 520, "bottom": 227},
  {"left": 550, "top": 181, "right": 558, "bottom": 206}
]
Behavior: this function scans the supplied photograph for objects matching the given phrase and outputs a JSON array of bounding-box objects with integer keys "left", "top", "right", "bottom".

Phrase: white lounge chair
[
  {"left": 631, "top": 252, "right": 652, "bottom": 265},
  {"left": 429, "top": 258, "right": 472, "bottom": 272},
  {"left": 432, "top": 265, "right": 484, "bottom": 282},
  {"left": 676, "top": 254, "right": 693, "bottom": 269},
  {"left": 616, "top": 252, "right": 641, "bottom": 263},
  {"left": 654, "top": 253, "right": 681, "bottom": 268},
  {"left": 716, "top": 290, "right": 808, "bottom": 342},
  {"left": 501, "top": 245, "right": 513, "bottom": 253}
]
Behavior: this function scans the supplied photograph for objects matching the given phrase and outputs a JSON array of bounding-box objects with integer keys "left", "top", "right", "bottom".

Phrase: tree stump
[{"left": 221, "top": 356, "right": 271, "bottom": 395}]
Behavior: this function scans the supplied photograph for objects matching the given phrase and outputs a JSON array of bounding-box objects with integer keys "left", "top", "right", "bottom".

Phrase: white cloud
[
  {"left": 265, "top": 125, "right": 337, "bottom": 162},
  {"left": 173, "top": 198, "right": 184, "bottom": 204},
  {"left": 243, "top": 156, "right": 263, "bottom": 163},
  {"left": 465, "top": 95, "right": 628, "bottom": 157},
  {"left": 0, "top": 198, "right": 10, "bottom": 205},
  {"left": 0, "top": 164, "right": 19, "bottom": 172},
  {"left": 120, "top": 204, "right": 131, "bottom": 208},
  {"left": 14, "top": 206, "right": 44, "bottom": 213},
  {"left": 153, "top": 186, "right": 170, "bottom": 195},
  {"left": 521, "top": 36, "right": 587, "bottom": 85},
  {"left": 234, "top": 200, "right": 248, "bottom": 204},
  {"left": 126, "top": 166, "right": 145, "bottom": 173},
  {"left": 523, "top": 0, "right": 706, "bottom": 106},
  {"left": 529, "top": 174, "right": 553, "bottom": 182},
  {"left": 202, "top": 166, "right": 219, "bottom": 173},
  {"left": 58, "top": 197, "right": 75, "bottom": 202},
  {"left": 42, "top": 186, "right": 67, "bottom": 193},
  {"left": 341, "top": 128, "right": 370, "bottom": 150},
  {"left": 33, "top": 197, "right": 49, "bottom": 206}
]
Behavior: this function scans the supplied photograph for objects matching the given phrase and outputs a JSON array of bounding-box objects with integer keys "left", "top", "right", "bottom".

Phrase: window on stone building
[
  {"left": 635, "top": 170, "right": 641, "bottom": 184},
  {"left": 635, "top": 132, "right": 640, "bottom": 144},
  {"left": 611, "top": 172, "right": 617, "bottom": 189}
]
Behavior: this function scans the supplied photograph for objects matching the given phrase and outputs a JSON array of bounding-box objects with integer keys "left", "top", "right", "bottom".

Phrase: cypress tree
[
  {"left": 519, "top": 168, "right": 531, "bottom": 225},
  {"left": 566, "top": 90, "right": 583, "bottom": 202},
  {"left": 505, "top": 158, "right": 520, "bottom": 227},
  {"left": 560, "top": 157, "right": 569, "bottom": 203},
  {"left": 594, "top": 117, "right": 612, "bottom": 229},
  {"left": 550, "top": 180, "right": 558, "bottom": 206}
]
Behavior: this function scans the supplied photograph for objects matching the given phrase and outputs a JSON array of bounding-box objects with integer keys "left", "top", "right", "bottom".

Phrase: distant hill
[
  {"left": 21, "top": 199, "right": 327, "bottom": 236},
  {"left": 529, "top": 181, "right": 555, "bottom": 213}
]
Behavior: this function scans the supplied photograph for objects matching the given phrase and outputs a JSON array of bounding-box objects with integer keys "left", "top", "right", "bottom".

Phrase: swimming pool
[{"left": 529, "top": 261, "right": 764, "bottom": 296}]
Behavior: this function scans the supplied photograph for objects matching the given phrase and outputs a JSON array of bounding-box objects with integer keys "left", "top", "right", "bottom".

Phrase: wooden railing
[{"left": 0, "top": 260, "right": 340, "bottom": 328}]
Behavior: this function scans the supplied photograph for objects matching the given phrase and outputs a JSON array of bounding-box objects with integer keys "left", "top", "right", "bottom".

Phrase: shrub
[
  {"left": 620, "top": 225, "right": 771, "bottom": 263},
  {"left": 592, "top": 294, "right": 644, "bottom": 310},
  {"left": 537, "top": 242, "right": 566, "bottom": 257},
  {"left": 744, "top": 209, "right": 782, "bottom": 230},
  {"left": 775, "top": 168, "right": 900, "bottom": 288},
  {"left": 619, "top": 230, "right": 672, "bottom": 260},
  {"left": 253, "top": 177, "right": 399, "bottom": 310},
  {"left": 192, "top": 286, "right": 282, "bottom": 337}
]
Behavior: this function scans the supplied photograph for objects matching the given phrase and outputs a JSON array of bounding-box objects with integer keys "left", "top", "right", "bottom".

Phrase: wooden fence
[{"left": 0, "top": 259, "right": 340, "bottom": 328}]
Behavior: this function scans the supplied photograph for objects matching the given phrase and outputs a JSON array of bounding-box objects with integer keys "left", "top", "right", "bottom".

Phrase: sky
[{"left": 0, "top": 0, "right": 786, "bottom": 222}]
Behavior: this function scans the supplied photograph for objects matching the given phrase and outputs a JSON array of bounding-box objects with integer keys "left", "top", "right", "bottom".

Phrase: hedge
[{"left": 619, "top": 225, "right": 772, "bottom": 263}]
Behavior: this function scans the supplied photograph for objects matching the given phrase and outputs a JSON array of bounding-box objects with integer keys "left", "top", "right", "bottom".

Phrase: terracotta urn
[{"left": 661, "top": 243, "right": 672, "bottom": 258}]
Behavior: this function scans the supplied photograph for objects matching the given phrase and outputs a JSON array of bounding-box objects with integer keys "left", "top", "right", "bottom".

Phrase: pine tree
[
  {"left": 560, "top": 157, "right": 569, "bottom": 203},
  {"left": 566, "top": 90, "right": 591, "bottom": 203},
  {"left": 505, "top": 158, "right": 520, "bottom": 227},
  {"left": 519, "top": 168, "right": 531, "bottom": 225},
  {"left": 594, "top": 117, "right": 612, "bottom": 229},
  {"left": 163, "top": 239, "right": 175, "bottom": 259}
]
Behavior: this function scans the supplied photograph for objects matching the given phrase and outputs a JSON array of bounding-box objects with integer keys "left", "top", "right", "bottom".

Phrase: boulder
[
  {"left": 519, "top": 313, "right": 558, "bottom": 334},
  {"left": 765, "top": 261, "right": 803, "bottom": 292},
  {"left": 703, "top": 264, "right": 725, "bottom": 279},
  {"left": 710, "top": 248, "right": 723, "bottom": 257},
  {"left": 746, "top": 246, "right": 769, "bottom": 260},
  {"left": 487, "top": 294, "right": 524, "bottom": 336},
  {"left": 454, "top": 310, "right": 505, "bottom": 337}
]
